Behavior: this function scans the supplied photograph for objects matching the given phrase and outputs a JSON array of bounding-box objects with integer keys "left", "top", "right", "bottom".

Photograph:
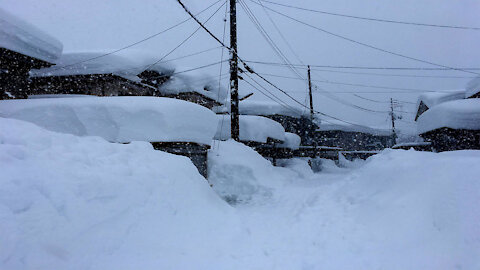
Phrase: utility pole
[
  {"left": 307, "top": 65, "right": 314, "bottom": 121},
  {"left": 230, "top": 0, "right": 240, "bottom": 141},
  {"left": 390, "top": 98, "right": 397, "bottom": 145}
]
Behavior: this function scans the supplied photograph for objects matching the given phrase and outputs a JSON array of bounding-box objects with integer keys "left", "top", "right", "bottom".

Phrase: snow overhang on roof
[
  {"left": 239, "top": 100, "right": 306, "bottom": 118},
  {"left": 214, "top": 114, "right": 286, "bottom": 143},
  {"left": 416, "top": 90, "right": 466, "bottom": 111},
  {"left": 29, "top": 52, "right": 143, "bottom": 82},
  {"left": 417, "top": 99, "right": 480, "bottom": 134},
  {"left": 317, "top": 119, "right": 393, "bottom": 136},
  {"left": 158, "top": 71, "right": 228, "bottom": 105},
  {"left": 466, "top": 76, "right": 480, "bottom": 98},
  {"left": 0, "top": 96, "right": 218, "bottom": 145},
  {"left": 0, "top": 8, "right": 63, "bottom": 64}
]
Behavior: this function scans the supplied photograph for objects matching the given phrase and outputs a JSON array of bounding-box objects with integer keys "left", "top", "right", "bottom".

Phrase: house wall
[
  {"left": 164, "top": 92, "right": 221, "bottom": 109},
  {"left": 315, "top": 130, "right": 394, "bottom": 151},
  {"left": 420, "top": 128, "right": 480, "bottom": 152},
  {"left": 266, "top": 115, "right": 317, "bottom": 146}
]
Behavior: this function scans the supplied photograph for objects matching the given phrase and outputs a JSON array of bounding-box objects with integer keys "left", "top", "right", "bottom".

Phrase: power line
[
  {"left": 353, "top": 94, "right": 416, "bottom": 105},
  {"left": 51, "top": 0, "right": 224, "bottom": 72},
  {"left": 242, "top": 60, "right": 480, "bottom": 71},
  {"left": 257, "top": 0, "right": 480, "bottom": 30},
  {"left": 256, "top": 72, "right": 449, "bottom": 93},
  {"left": 247, "top": 2, "right": 480, "bottom": 76},
  {"left": 162, "top": 46, "right": 222, "bottom": 63}
]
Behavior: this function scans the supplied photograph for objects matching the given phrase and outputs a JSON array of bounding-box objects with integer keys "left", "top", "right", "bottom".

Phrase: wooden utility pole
[
  {"left": 390, "top": 98, "right": 397, "bottom": 144},
  {"left": 307, "top": 65, "right": 314, "bottom": 121},
  {"left": 230, "top": 0, "right": 240, "bottom": 141}
]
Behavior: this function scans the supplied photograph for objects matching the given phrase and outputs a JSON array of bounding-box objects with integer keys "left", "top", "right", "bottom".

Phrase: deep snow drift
[{"left": 2, "top": 118, "right": 479, "bottom": 270}]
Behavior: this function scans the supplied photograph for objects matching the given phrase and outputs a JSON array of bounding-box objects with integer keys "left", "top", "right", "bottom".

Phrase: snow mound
[
  {"left": 318, "top": 119, "right": 393, "bottom": 136},
  {"left": 0, "top": 8, "right": 63, "bottom": 63},
  {"left": 278, "top": 132, "right": 301, "bottom": 150},
  {"left": 417, "top": 98, "right": 480, "bottom": 134},
  {"left": 466, "top": 76, "right": 480, "bottom": 98},
  {"left": 0, "top": 96, "right": 217, "bottom": 145},
  {"left": 214, "top": 114, "right": 286, "bottom": 143},
  {"left": 159, "top": 71, "right": 228, "bottom": 104},
  {"left": 0, "top": 117, "right": 237, "bottom": 270},
  {"left": 208, "top": 140, "right": 298, "bottom": 204}
]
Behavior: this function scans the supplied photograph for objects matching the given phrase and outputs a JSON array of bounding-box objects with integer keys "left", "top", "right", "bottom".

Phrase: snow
[
  {"left": 29, "top": 52, "right": 144, "bottom": 82},
  {"left": 2, "top": 119, "right": 480, "bottom": 269},
  {"left": 417, "top": 99, "right": 480, "bottom": 134},
  {"left": 392, "top": 142, "right": 431, "bottom": 148},
  {"left": 214, "top": 114, "right": 285, "bottom": 143},
  {"left": 0, "top": 8, "right": 63, "bottom": 63},
  {"left": 234, "top": 100, "right": 306, "bottom": 118},
  {"left": 278, "top": 132, "right": 301, "bottom": 150},
  {"left": 28, "top": 94, "right": 95, "bottom": 99},
  {"left": 0, "top": 96, "right": 217, "bottom": 145},
  {"left": 318, "top": 119, "right": 393, "bottom": 136},
  {"left": 416, "top": 90, "right": 466, "bottom": 111},
  {"left": 0, "top": 117, "right": 237, "bottom": 270},
  {"left": 466, "top": 76, "right": 480, "bottom": 98},
  {"left": 158, "top": 70, "right": 228, "bottom": 104}
]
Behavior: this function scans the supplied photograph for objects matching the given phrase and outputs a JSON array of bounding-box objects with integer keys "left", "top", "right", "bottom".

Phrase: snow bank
[
  {"left": 0, "top": 117, "right": 238, "bottom": 270},
  {"left": 208, "top": 140, "right": 299, "bottom": 204},
  {"left": 417, "top": 98, "right": 480, "bottom": 134},
  {"left": 278, "top": 132, "right": 301, "bottom": 150},
  {"left": 0, "top": 97, "right": 217, "bottom": 145},
  {"left": 0, "top": 8, "right": 63, "bottom": 63},
  {"left": 318, "top": 119, "right": 393, "bottom": 136},
  {"left": 214, "top": 114, "right": 286, "bottom": 143},
  {"left": 159, "top": 70, "right": 228, "bottom": 104},
  {"left": 466, "top": 76, "right": 480, "bottom": 98},
  {"left": 416, "top": 89, "right": 466, "bottom": 110}
]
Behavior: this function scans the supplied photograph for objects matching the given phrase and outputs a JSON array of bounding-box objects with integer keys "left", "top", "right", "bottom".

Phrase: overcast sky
[{"left": 2, "top": 0, "right": 480, "bottom": 133}]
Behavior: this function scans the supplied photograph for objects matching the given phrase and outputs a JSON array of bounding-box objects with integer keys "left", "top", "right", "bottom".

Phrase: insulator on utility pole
[{"left": 229, "top": 0, "right": 240, "bottom": 141}]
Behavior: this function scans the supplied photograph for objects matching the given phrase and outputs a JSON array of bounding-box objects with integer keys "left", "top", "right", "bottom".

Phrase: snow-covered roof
[
  {"left": 159, "top": 71, "right": 228, "bottom": 104},
  {"left": 29, "top": 52, "right": 145, "bottom": 82},
  {"left": 466, "top": 76, "right": 480, "bottom": 98},
  {"left": 416, "top": 90, "right": 466, "bottom": 110},
  {"left": 317, "top": 119, "right": 393, "bottom": 136},
  {"left": 278, "top": 132, "right": 301, "bottom": 150},
  {"left": 0, "top": 8, "right": 63, "bottom": 63},
  {"left": 214, "top": 115, "right": 286, "bottom": 143},
  {"left": 239, "top": 101, "right": 306, "bottom": 118},
  {"left": 417, "top": 99, "right": 480, "bottom": 134},
  {"left": 0, "top": 97, "right": 218, "bottom": 145}
]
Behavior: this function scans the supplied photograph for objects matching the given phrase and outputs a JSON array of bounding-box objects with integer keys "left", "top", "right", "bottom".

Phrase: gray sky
[{"left": 2, "top": 0, "right": 480, "bottom": 133}]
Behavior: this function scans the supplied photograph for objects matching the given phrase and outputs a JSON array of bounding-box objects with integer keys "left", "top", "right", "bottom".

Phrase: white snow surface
[
  {"left": 278, "top": 132, "right": 301, "bottom": 150},
  {"left": 158, "top": 70, "right": 228, "bottom": 104},
  {"left": 0, "top": 97, "right": 217, "bottom": 145},
  {"left": 29, "top": 52, "right": 144, "bottom": 82},
  {"left": 416, "top": 89, "right": 466, "bottom": 110},
  {"left": 318, "top": 119, "right": 393, "bottom": 136},
  {"left": 417, "top": 98, "right": 480, "bottom": 134},
  {"left": 1, "top": 120, "right": 480, "bottom": 269},
  {"left": 0, "top": 8, "right": 63, "bottom": 63},
  {"left": 239, "top": 100, "right": 306, "bottom": 118},
  {"left": 214, "top": 115, "right": 285, "bottom": 143},
  {"left": 466, "top": 76, "right": 480, "bottom": 98}
]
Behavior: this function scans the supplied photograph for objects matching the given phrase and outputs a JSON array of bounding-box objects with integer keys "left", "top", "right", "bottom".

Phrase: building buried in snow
[
  {"left": 417, "top": 97, "right": 480, "bottom": 152},
  {"left": 28, "top": 52, "right": 158, "bottom": 97},
  {"left": 0, "top": 8, "right": 63, "bottom": 99},
  {"left": 0, "top": 96, "right": 218, "bottom": 177},
  {"left": 314, "top": 119, "right": 395, "bottom": 151}
]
